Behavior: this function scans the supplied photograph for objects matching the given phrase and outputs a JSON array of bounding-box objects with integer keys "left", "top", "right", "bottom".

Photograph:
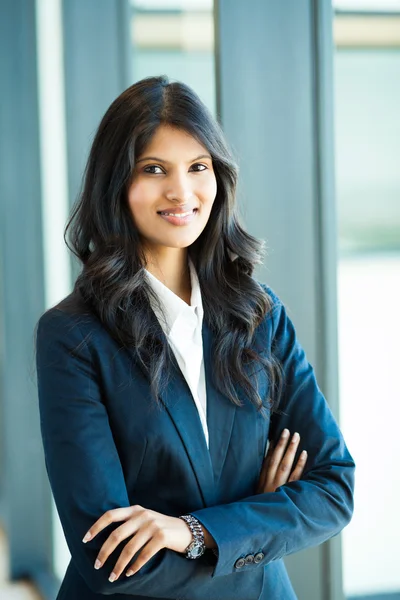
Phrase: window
[
  {"left": 333, "top": 6, "right": 400, "bottom": 598},
  {"left": 130, "top": 0, "right": 216, "bottom": 116}
]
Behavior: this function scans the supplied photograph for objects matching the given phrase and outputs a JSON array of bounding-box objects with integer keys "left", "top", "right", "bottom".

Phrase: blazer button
[
  {"left": 234, "top": 557, "right": 246, "bottom": 569},
  {"left": 244, "top": 554, "right": 254, "bottom": 564},
  {"left": 254, "top": 552, "right": 264, "bottom": 564}
]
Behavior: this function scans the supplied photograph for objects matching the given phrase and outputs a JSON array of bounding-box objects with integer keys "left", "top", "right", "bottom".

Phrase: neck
[{"left": 144, "top": 247, "right": 192, "bottom": 303}]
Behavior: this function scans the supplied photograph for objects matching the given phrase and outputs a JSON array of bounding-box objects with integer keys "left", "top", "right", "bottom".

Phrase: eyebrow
[{"left": 135, "top": 154, "right": 212, "bottom": 164}]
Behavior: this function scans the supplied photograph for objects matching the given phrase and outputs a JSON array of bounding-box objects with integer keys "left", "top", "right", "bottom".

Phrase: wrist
[{"left": 179, "top": 514, "right": 209, "bottom": 559}]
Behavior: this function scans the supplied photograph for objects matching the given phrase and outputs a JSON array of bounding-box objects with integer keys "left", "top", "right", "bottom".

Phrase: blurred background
[{"left": 0, "top": 1, "right": 399, "bottom": 599}]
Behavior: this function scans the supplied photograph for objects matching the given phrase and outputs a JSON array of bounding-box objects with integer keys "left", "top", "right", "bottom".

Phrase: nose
[{"left": 164, "top": 169, "right": 194, "bottom": 204}]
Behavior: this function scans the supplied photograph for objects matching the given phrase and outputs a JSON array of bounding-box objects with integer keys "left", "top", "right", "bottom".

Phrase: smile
[{"left": 157, "top": 208, "right": 198, "bottom": 226}]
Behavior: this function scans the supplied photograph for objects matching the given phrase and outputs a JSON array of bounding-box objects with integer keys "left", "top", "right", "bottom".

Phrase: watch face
[{"left": 188, "top": 541, "right": 205, "bottom": 558}]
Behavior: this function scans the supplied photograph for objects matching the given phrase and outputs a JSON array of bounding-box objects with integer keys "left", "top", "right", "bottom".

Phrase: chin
[{"left": 155, "top": 234, "right": 200, "bottom": 249}]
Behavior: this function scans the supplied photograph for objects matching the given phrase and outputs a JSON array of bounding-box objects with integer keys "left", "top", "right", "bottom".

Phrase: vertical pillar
[{"left": 62, "top": 0, "right": 132, "bottom": 279}]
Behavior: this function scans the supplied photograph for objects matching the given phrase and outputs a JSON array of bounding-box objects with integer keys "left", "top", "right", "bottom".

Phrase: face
[{"left": 127, "top": 124, "right": 217, "bottom": 260}]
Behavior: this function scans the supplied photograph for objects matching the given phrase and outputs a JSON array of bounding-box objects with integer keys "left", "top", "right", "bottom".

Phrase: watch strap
[{"left": 179, "top": 514, "right": 205, "bottom": 558}]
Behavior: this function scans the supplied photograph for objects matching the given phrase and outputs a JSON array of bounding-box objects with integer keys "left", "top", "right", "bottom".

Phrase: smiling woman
[
  {"left": 127, "top": 125, "right": 217, "bottom": 256},
  {"left": 34, "top": 75, "right": 355, "bottom": 600}
]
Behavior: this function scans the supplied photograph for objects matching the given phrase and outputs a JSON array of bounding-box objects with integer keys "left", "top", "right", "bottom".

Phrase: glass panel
[
  {"left": 334, "top": 13, "right": 400, "bottom": 600},
  {"left": 130, "top": 0, "right": 216, "bottom": 116}
]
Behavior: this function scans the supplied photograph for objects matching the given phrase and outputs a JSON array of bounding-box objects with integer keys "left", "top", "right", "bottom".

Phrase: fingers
[
  {"left": 83, "top": 505, "right": 145, "bottom": 579},
  {"left": 259, "top": 428, "right": 307, "bottom": 493},
  {"left": 125, "top": 534, "right": 164, "bottom": 577},
  {"left": 94, "top": 520, "right": 138, "bottom": 573},
  {"left": 85, "top": 505, "right": 167, "bottom": 583},
  {"left": 82, "top": 506, "right": 140, "bottom": 543},
  {"left": 109, "top": 525, "right": 160, "bottom": 582},
  {"left": 273, "top": 431, "right": 301, "bottom": 487},
  {"left": 265, "top": 428, "right": 291, "bottom": 485},
  {"left": 288, "top": 450, "right": 308, "bottom": 482}
]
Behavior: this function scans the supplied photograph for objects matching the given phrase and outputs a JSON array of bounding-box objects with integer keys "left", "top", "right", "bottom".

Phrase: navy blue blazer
[{"left": 35, "top": 282, "right": 355, "bottom": 600}]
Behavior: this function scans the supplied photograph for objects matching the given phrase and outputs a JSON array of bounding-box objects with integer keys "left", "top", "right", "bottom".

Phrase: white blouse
[{"left": 144, "top": 258, "right": 209, "bottom": 448}]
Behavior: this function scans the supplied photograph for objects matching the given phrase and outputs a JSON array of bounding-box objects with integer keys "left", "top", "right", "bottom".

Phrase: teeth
[{"left": 160, "top": 210, "right": 194, "bottom": 217}]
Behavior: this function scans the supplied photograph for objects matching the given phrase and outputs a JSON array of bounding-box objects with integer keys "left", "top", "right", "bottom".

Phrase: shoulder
[
  {"left": 247, "top": 279, "right": 287, "bottom": 353},
  {"left": 256, "top": 281, "right": 282, "bottom": 306},
  {"left": 35, "top": 288, "right": 101, "bottom": 344},
  {"left": 255, "top": 279, "right": 284, "bottom": 320}
]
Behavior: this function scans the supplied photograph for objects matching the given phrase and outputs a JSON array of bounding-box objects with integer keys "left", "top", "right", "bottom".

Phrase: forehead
[{"left": 138, "top": 125, "right": 209, "bottom": 158}]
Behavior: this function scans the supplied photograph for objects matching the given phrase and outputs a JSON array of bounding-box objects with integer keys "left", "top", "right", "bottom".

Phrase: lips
[
  {"left": 157, "top": 209, "right": 198, "bottom": 226},
  {"left": 157, "top": 207, "right": 197, "bottom": 214}
]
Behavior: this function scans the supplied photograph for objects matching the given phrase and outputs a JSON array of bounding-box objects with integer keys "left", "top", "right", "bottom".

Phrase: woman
[{"left": 35, "top": 75, "right": 355, "bottom": 600}]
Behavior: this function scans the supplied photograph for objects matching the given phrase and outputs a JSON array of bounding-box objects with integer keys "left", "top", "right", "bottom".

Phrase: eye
[
  {"left": 143, "top": 165, "right": 164, "bottom": 175},
  {"left": 190, "top": 163, "right": 208, "bottom": 172}
]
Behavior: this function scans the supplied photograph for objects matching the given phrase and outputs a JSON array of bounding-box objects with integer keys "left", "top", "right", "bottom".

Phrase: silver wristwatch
[{"left": 179, "top": 514, "right": 206, "bottom": 559}]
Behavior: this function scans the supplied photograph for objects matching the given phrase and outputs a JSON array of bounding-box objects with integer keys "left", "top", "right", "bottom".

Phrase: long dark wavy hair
[{"left": 65, "top": 75, "right": 283, "bottom": 414}]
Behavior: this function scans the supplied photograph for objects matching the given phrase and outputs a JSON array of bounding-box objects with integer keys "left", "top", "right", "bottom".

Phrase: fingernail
[
  {"left": 126, "top": 570, "right": 133, "bottom": 577},
  {"left": 109, "top": 572, "right": 117, "bottom": 582},
  {"left": 292, "top": 432, "right": 299, "bottom": 442},
  {"left": 94, "top": 559, "right": 102, "bottom": 570},
  {"left": 301, "top": 450, "right": 307, "bottom": 456},
  {"left": 282, "top": 428, "right": 289, "bottom": 437},
  {"left": 82, "top": 532, "right": 91, "bottom": 543}
]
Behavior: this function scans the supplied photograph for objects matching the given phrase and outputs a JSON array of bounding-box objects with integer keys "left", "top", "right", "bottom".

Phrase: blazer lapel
[
  {"left": 158, "top": 353, "right": 216, "bottom": 508},
  {"left": 202, "top": 321, "right": 237, "bottom": 487}
]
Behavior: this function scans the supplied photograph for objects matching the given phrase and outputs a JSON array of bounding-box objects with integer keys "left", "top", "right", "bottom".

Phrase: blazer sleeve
[
  {"left": 35, "top": 308, "right": 216, "bottom": 598},
  {"left": 190, "top": 285, "right": 356, "bottom": 578}
]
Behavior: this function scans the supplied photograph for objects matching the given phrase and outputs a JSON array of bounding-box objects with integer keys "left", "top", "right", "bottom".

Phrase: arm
[
  {"left": 36, "top": 309, "right": 215, "bottom": 598},
  {"left": 190, "top": 285, "right": 355, "bottom": 578}
]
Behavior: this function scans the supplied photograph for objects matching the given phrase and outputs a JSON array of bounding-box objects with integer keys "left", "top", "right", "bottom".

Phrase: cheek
[
  {"left": 200, "top": 174, "right": 217, "bottom": 205},
  {"left": 127, "top": 182, "right": 150, "bottom": 219}
]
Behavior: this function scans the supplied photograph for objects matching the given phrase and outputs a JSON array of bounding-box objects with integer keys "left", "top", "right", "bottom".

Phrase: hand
[
  {"left": 82, "top": 505, "right": 200, "bottom": 582},
  {"left": 256, "top": 428, "right": 308, "bottom": 494}
]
